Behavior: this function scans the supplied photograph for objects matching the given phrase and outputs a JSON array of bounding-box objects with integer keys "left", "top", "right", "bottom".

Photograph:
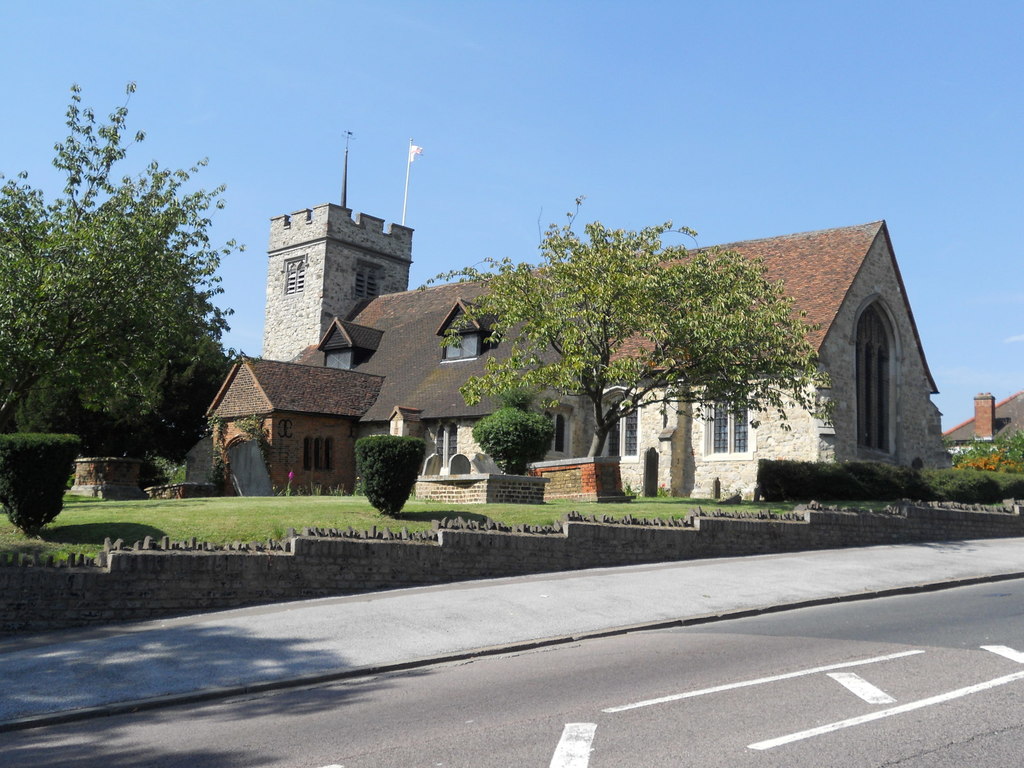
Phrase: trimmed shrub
[
  {"left": 843, "top": 461, "right": 932, "bottom": 501},
  {"left": 0, "top": 433, "right": 81, "bottom": 535},
  {"left": 990, "top": 472, "right": 1024, "bottom": 500},
  {"left": 759, "top": 459, "right": 1024, "bottom": 505},
  {"left": 472, "top": 407, "right": 554, "bottom": 475},
  {"left": 354, "top": 435, "right": 426, "bottom": 516},
  {"left": 922, "top": 468, "right": 1002, "bottom": 504},
  {"left": 757, "top": 460, "right": 866, "bottom": 502}
]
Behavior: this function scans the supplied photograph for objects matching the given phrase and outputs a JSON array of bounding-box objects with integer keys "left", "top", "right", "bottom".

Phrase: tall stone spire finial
[{"left": 341, "top": 131, "right": 354, "bottom": 208}]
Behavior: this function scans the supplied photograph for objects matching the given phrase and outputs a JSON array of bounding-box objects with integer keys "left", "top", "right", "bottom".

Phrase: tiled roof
[
  {"left": 713, "top": 221, "right": 883, "bottom": 350},
  {"left": 943, "top": 391, "right": 1024, "bottom": 442},
  {"left": 212, "top": 359, "right": 383, "bottom": 418},
  {"left": 340, "top": 221, "right": 928, "bottom": 421},
  {"left": 349, "top": 282, "right": 501, "bottom": 422}
]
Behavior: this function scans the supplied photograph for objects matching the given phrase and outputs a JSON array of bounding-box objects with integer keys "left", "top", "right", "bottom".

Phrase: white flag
[{"left": 409, "top": 144, "right": 423, "bottom": 162}]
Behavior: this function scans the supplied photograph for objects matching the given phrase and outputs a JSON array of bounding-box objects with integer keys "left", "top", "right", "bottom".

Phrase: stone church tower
[{"left": 262, "top": 204, "right": 413, "bottom": 361}]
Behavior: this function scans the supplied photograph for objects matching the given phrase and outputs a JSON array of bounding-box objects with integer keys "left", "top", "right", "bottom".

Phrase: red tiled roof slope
[
  {"left": 215, "top": 359, "right": 383, "bottom": 418},
  {"left": 714, "top": 221, "right": 883, "bottom": 350}
]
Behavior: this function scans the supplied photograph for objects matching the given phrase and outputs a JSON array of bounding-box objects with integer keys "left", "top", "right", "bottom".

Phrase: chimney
[{"left": 974, "top": 393, "right": 996, "bottom": 440}]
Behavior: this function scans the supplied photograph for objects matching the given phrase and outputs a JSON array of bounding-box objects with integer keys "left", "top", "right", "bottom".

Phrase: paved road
[
  {"left": 4, "top": 580, "right": 1024, "bottom": 767},
  {"left": 1, "top": 538, "right": 1023, "bottom": 730}
]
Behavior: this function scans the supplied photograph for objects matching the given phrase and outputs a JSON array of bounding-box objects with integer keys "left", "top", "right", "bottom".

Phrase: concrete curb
[{"left": 4, "top": 569, "right": 1023, "bottom": 734}]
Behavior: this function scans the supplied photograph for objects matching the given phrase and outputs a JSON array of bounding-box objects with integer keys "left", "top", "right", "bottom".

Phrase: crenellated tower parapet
[{"left": 263, "top": 204, "right": 413, "bottom": 361}]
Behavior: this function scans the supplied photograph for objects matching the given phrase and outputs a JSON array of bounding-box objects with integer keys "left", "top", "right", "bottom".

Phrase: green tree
[
  {"left": 439, "top": 203, "right": 825, "bottom": 456},
  {"left": 14, "top": 330, "right": 233, "bottom": 462},
  {"left": 0, "top": 84, "right": 235, "bottom": 432}
]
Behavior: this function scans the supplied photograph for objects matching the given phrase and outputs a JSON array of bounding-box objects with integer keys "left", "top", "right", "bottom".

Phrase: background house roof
[{"left": 943, "top": 390, "right": 1024, "bottom": 442}]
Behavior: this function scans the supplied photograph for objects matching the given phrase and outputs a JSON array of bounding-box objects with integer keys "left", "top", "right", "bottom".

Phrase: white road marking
[
  {"left": 550, "top": 723, "right": 597, "bottom": 768},
  {"left": 748, "top": 669, "right": 1024, "bottom": 750},
  {"left": 827, "top": 672, "right": 896, "bottom": 704},
  {"left": 602, "top": 649, "right": 924, "bottom": 713},
  {"left": 982, "top": 645, "right": 1024, "bottom": 664}
]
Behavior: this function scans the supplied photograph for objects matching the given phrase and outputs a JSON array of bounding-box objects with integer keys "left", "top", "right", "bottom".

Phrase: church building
[{"left": 208, "top": 202, "right": 949, "bottom": 497}]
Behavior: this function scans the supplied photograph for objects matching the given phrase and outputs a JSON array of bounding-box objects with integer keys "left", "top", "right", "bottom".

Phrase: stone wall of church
[
  {"left": 818, "top": 235, "right": 948, "bottom": 469},
  {"left": 685, "top": 398, "right": 828, "bottom": 499}
]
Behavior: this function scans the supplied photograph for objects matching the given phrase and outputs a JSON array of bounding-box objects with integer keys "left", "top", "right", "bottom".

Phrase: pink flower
[{"left": 288, "top": 471, "right": 295, "bottom": 482}]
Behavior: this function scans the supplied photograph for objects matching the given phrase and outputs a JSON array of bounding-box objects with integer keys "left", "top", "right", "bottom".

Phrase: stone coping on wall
[
  {"left": 418, "top": 473, "right": 509, "bottom": 483},
  {"left": 530, "top": 456, "right": 623, "bottom": 469},
  {"left": 145, "top": 483, "right": 220, "bottom": 500},
  {"left": 3, "top": 501, "right": 1023, "bottom": 633}
]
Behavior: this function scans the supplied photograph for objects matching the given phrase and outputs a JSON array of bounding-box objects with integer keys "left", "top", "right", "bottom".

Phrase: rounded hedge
[
  {"left": 472, "top": 407, "right": 554, "bottom": 475},
  {"left": 354, "top": 435, "right": 426, "bottom": 516},
  {"left": 0, "top": 433, "right": 81, "bottom": 535}
]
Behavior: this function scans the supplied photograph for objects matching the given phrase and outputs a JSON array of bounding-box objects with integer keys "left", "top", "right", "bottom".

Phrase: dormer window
[
  {"left": 437, "top": 299, "right": 492, "bottom": 363},
  {"left": 285, "top": 257, "right": 307, "bottom": 295},
  {"left": 317, "top": 318, "right": 382, "bottom": 370}
]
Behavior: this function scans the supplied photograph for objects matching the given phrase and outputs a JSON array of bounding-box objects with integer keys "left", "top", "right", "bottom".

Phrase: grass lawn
[{"left": 0, "top": 493, "right": 815, "bottom": 564}]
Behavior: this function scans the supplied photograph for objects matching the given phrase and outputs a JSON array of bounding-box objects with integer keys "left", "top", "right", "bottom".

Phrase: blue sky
[{"left": 4, "top": 0, "right": 1021, "bottom": 429}]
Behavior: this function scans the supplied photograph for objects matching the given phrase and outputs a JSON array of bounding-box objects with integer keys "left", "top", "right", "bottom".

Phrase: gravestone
[
  {"left": 643, "top": 447, "right": 659, "bottom": 497},
  {"left": 449, "top": 453, "right": 472, "bottom": 475},
  {"left": 422, "top": 453, "right": 442, "bottom": 476}
]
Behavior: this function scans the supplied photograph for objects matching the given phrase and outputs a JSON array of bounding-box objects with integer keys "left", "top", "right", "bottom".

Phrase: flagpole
[
  {"left": 341, "top": 130, "right": 353, "bottom": 208},
  {"left": 402, "top": 137, "right": 414, "bottom": 226}
]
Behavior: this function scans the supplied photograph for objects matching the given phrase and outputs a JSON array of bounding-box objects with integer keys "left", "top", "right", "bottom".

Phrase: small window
[
  {"left": 554, "top": 414, "right": 566, "bottom": 452},
  {"left": 434, "top": 424, "right": 458, "bottom": 467},
  {"left": 326, "top": 349, "right": 353, "bottom": 370},
  {"left": 605, "top": 412, "right": 639, "bottom": 457},
  {"left": 303, "top": 436, "right": 334, "bottom": 470},
  {"left": 708, "top": 404, "right": 751, "bottom": 455},
  {"left": 285, "top": 258, "right": 306, "bottom": 295}
]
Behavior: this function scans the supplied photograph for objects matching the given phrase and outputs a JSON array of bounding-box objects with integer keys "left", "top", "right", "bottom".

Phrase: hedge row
[{"left": 757, "top": 459, "right": 1024, "bottom": 504}]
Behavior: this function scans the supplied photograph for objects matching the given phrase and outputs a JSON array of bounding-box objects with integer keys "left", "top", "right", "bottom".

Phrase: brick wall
[
  {"left": 219, "top": 413, "right": 359, "bottom": 493},
  {"left": 530, "top": 458, "right": 630, "bottom": 502},
  {"left": 415, "top": 474, "right": 548, "bottom": 504},
  {"left": 3, "top": 502, "right": 1020, "bottom": 634}
]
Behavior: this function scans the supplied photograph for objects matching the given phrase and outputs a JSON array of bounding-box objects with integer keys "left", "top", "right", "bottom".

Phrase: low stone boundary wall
[
  {"left": 145, "top": 483, "right": 219, "bottom": 500},
  {"left": 415, "top": 474, "right": 548, "bottom": 504},
  {"left": 1, "top": 501, "right": 1021, "bottom": 634}
]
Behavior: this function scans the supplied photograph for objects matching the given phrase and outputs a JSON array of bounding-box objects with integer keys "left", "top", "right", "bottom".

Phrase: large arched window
[{"left": 856, "top": 304, "right": 893, "bottom": 452}]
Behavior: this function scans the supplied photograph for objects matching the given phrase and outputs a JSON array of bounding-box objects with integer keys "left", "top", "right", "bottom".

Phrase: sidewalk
[{"left": 2, "top": 538, "right": 1023, "bottom": 731}]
